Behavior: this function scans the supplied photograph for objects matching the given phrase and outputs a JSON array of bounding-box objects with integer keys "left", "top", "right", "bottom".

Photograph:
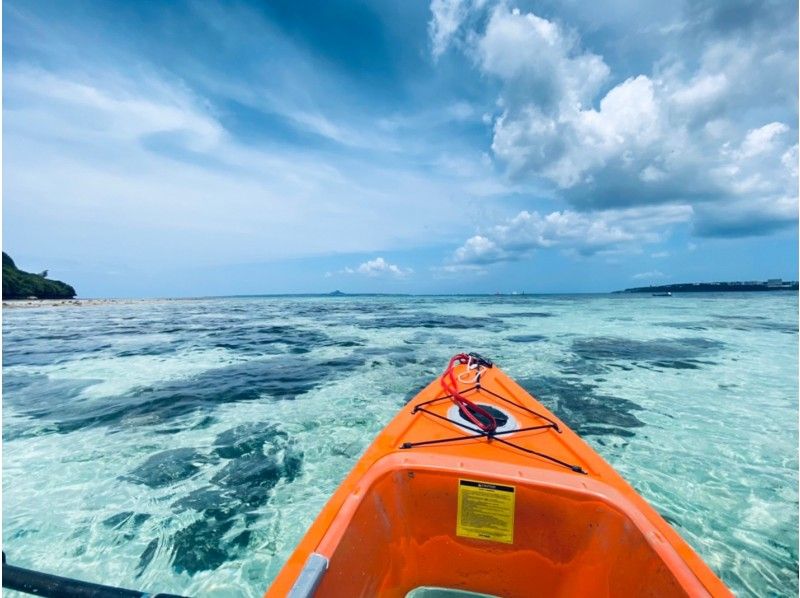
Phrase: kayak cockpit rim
[{"left": 307, "top": 452, "right": 711, "bottom": 597}]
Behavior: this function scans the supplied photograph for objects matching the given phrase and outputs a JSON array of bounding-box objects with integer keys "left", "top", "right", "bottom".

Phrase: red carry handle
[{"left": 440, "top": 353, "right": 497, "bottom": 433}]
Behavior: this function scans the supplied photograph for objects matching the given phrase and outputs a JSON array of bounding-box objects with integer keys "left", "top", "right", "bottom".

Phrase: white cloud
[
  {"left": 431, "top": 1, "right": 798, "bottom": 239},
  {"left": 693, "top": 195, "right": 799, "bottom": 238},
  {"left": 548, "top": 75, "right": 661, "bottom": 188},
  {"left": 640, "top": 165, "right": 667, "bottom": 182},
  {"left": 633, "top": 270, "right": 666, "bottom": 280},
  {"left": 650, "top": 250, "right": 670, "bottom": 258},
  {"left": 446, "top": 101, "right": 476, "bottom": 121},
  {"left": 429, "top": 0, "right": 470, "bottom": 59},
  {"left": 738, "top": 122, "right": 789, "bottom": 158},
  {"left": 450, "top": 204, "right": 692, "bottom": 265},
  {"left": 6, "top": 68, "right": 224, "bottom": 151},
  {"left": 782, "top": 144, "right": 799, "bottom": 172},
  {"left": 477, "top": 5, "right": 609, "bottom": 112},
  {"left": 343, "top": 257, "right": 413, "bottom": 277},
  {"left": 453, "top": 235, "right": 502, "bottom": 264},
  {"left": 4, "top": 60, "right": 477, "bottom": 273},
  {"left": 670, "top": 73, "right": 728, "bottom": 113},
  {"left": 431, "top": 263, "right": 489, "bottom": 277}
]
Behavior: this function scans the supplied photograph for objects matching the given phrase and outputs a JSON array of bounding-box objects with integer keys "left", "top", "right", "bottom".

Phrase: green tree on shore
[{"left": 2, "top": 253, "right": 76, "bottom": 299}]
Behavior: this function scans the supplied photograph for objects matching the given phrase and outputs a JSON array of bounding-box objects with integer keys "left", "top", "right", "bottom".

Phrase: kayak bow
[{"left": 266, "top": 354, "right": 730, "bottom": 597}]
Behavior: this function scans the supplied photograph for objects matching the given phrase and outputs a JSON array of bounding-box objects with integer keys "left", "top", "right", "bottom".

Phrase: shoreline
[
  {"left": 2, "top": 298, "right": 180, "bottom": 309},
  {"left": 4, "top": 289, "right": 798, "bottom": 309}
]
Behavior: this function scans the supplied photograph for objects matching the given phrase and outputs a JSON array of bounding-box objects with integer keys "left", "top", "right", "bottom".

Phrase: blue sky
[{"left": 3, "top": 0, "right": 797, "bottom": 297}]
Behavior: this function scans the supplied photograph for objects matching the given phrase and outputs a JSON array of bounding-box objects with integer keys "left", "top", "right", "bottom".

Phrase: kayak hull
[{"left": 266, "top": 361, "right": 730, "bottom": 597}]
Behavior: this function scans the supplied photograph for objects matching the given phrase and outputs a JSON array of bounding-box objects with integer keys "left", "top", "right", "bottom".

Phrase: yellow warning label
[{"left": 456, "top": 479, "right": 515, "bottom": 544}]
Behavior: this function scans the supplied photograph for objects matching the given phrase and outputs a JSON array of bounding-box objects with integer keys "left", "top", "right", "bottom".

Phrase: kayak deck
[{"left": 266, "top": 359, "right": 730, "bottom": 597}]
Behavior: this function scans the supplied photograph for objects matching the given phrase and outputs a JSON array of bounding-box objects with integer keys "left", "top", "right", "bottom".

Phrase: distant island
[
  {"left": 3, "top": 252, "right": 76, "bottom": 299},
  {"left": 619, "top": 279, "right": 798, "bottom": 294}
]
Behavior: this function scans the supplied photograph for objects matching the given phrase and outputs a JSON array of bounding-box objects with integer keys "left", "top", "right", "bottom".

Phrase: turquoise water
[{"left": 3, "top": 293, "right": 797, "bottom": 596}]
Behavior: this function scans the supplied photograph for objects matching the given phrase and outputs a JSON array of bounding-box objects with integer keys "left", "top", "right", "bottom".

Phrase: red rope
[{"left": 440, "top": 353, "right": 497, "bottom": 433}]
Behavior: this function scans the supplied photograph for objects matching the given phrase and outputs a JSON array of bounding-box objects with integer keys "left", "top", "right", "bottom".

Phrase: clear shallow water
[{"left": 2, "top": 293, "right": 797, "bottom": 596}]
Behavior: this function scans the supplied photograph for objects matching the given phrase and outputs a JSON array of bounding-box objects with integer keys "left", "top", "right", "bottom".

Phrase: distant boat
[{"left": 652, "top": 292, "right": 672, "bottom": 297}]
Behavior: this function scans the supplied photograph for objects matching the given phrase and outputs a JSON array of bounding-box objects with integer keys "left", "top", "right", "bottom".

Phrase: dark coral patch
[
  {"left": 507, "top": 334, "right": 547, "bottom": 343},
  {"left": 519, "top": 376, "right": 644, "bottom": 438},
  {"left": 357, "top": 313, "right": 506, "bottom": 331},
  {"left": 125, "top": 448, "right": 209, "bottom": 488}
]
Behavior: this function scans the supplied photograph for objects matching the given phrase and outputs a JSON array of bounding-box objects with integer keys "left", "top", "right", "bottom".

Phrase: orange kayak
[{"left": 266, "top": 354, "right": 731, "bottom": 597}]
